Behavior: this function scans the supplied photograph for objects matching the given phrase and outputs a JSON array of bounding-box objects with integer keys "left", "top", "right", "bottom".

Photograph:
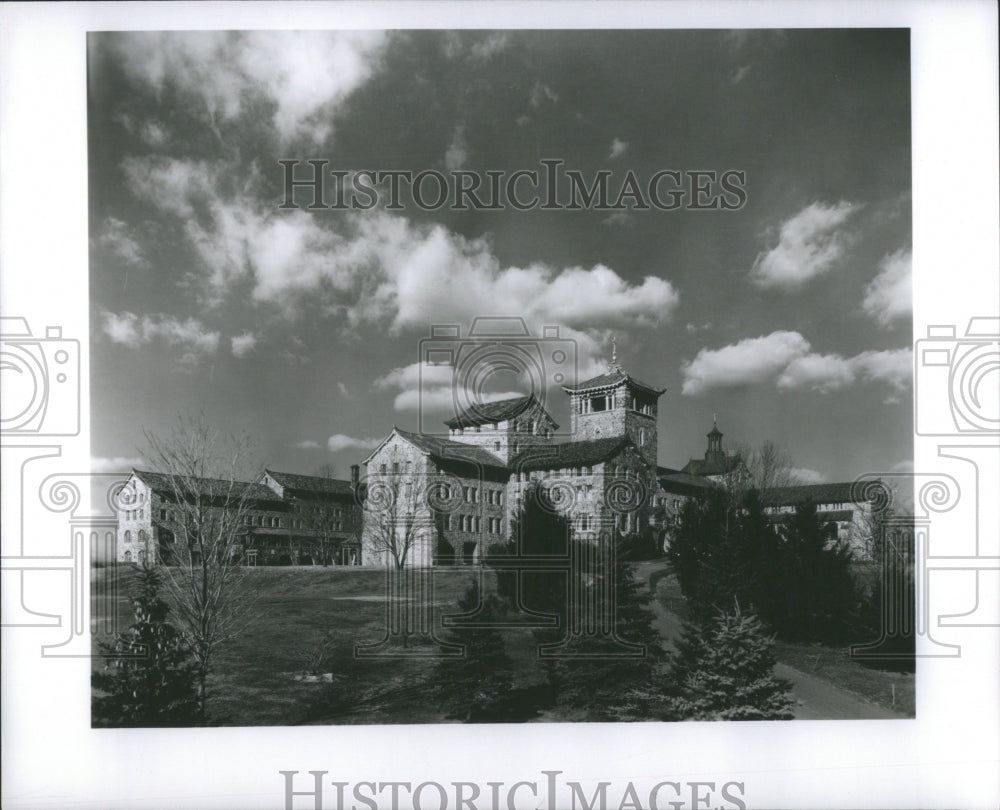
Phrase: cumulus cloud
[
  {"left": 750, "top": 201, "right": 860, "bottom": 289},
  {"left": 293, "top": 440, "right": 321, "bottom": 450},
  {"left": 230, "top": 331, "right": 257, "bottom": 358},
  {"left": 863, "top": 249, "right": 912, "bottom": 327},
  {"left": 374, "top": 361, "right": 526, "bottom": 412},
  {"left": 94, "top": 217, "right": 148, "bottom": 269},
  {"left": 682, "top": 330, "right": 912, "bottom": 396},
  {"left": 609, "top": 138, "right": 628, "bottom": 160},
  {"left": 90, "top": 455, "right": 144, "bottom": 473},
  {"left": 851, "top": 348, "right": 913, "bottom": 392},
  {"left": 790, "top": 467, "right": 827, "bottom": 484},
  {"left": 681, "top": 331, "right": 811, "bottom": 395},
  {"left": 777, "top": 352, "right": 856, "bottom": 393},
  {"left": 101, "top": 310, "right": 219, "bottom": 356},
  {"left": 123, "top": 157, "right": 681, "bottom": 343},
  {"left": 106, "top": 31, "right": 388, "bottom": 144},
  {"left": 327, "top": 434, "right": 382, "bottom": 453}
]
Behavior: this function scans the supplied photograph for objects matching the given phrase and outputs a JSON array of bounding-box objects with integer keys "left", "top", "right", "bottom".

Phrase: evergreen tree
[
  {"left": 434, "top": 580, "right": 514, "bottom": 722},
  {"left": 92, "top": 565, "right": 199, "bottom": 727},
  {"left": 668, "top": 606, "right": 794, "bottom": 721},
  {"left": 553, "top": 541, "right": 677, "bottom": 721},
  {"left": 772, "top": 501, "right": 859, "bottom": 643}
]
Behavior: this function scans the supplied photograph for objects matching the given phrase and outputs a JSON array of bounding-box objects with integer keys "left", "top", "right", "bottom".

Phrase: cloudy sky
[{"left": 88, "top": 29, "right": 912, "bottom": 482}]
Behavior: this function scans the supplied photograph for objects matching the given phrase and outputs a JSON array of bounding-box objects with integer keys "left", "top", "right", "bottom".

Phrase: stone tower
[{"left": 561, "top": 338, "right": 665, "bottom": 466}]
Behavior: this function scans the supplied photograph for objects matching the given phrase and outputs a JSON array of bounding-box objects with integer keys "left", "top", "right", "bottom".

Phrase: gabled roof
[
  {"left": 561, "top": 366, "right": 665, "bottom": 396},
  {"left": 510, "top": 436, "right": 629, "bottom": 472},
  {"left": 263, "top": 469, "right": 354, "bottom": 497},
  {"left": 765, "top": 482, "right": 858, "bottom": 507},
  {"left": 393, "top": 428, "right": 509, "bottom": 469},
  {"left": 132, "top": 469, "right": 283, "bottom": 504},
  {"left": 681, "top": 455, "right": 744, "bottom": 477},
  {"left": 443, "top": 394, "right": 557, "bottom": 429}
]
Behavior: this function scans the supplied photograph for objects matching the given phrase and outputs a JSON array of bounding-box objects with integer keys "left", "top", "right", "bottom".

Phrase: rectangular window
[
  {"left": 392, "top": 462, "right": 400, "bottom": 474},
  {"left": 494, "top": 441, "right": 501, "bottom": 452},
  {"left": 380, "top": 464, "right": 387, "bottom": 474},
  {"left": 159, "top": 509, "right": 166, "bottom": 520}
]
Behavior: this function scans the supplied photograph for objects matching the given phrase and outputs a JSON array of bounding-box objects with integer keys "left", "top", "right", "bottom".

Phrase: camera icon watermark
[
  {"left": 417, "top": 318, "right": 578, "bottom": 438},
  {"left": 915, "top": 317, "right": 999, "bottom": 436},
  {"left": 0, "top": 316, "right": 80, "bottom": 436}
]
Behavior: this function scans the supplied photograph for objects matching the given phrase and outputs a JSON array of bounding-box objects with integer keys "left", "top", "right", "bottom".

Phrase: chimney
[{"left": 350, "top": 464, "right": 360, "bottom": 489}]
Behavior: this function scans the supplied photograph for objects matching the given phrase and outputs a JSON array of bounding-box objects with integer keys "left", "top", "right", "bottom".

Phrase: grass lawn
[{"left": 91, "top": 564, "right": 547, "bottom": 726}]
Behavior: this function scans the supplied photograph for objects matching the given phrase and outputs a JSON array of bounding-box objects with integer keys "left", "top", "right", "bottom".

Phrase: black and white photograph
[
  {"left": 1, "top": 2, "right": 998, "bottom": 809},
  {"left": 85, "top": 25, "right": 916, "bottom": 728}
]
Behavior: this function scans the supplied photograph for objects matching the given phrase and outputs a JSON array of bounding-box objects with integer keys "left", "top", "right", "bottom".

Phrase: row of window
[
  {"left": 122, "top": 491, "right": 147, "bottom": 505},
  {"left": 443, "top": 514, "right": 504, "bottom": 534},
  {"left": 515, "top": 466, "right": 594, "bottom": 483},
  {"left": 125, "top": 508, "right": 144, "bottom": 521},
  {"left": 122, "top": 529, "right": 147, "bottom": 544},
  {"left": 575, "top": 394, "right": 655, "bottom": 416}
]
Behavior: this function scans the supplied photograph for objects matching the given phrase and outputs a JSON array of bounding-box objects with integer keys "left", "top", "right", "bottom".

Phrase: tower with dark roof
[{"left": 560, "top": 340, "right": 665, "bottom": 465}]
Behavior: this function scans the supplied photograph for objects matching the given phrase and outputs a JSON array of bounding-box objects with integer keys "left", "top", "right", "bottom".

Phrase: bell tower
[{"left": 562, "top": 338, "right": 664, "bottom": 466}]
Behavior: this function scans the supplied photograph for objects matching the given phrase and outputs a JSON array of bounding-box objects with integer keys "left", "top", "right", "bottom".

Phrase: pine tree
[
  {"left": 774, "top": 501, "right": 859, "bottom": 643},
  {"left": 434, "top": 580, "right": 514, "bottom": 722},
  {"left": 668, "top": 606, "right": 794, "bottom": 721},
  {"left": 93, "top": 565, "right": 199, "bottom": 727},
  {"left": 554, "top": 541, "right": 677, "bottom": 721}
]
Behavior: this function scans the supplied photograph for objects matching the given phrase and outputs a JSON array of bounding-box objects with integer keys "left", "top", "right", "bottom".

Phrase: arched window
[
  {"left": 124, "top": 530, "right": 131, "bottom": 544},
  {"left": 138, "top": 529, "right": 148, "bottom": 546},
  {"left": 123, "top": 550, "right": 132, "bottom": 563}
]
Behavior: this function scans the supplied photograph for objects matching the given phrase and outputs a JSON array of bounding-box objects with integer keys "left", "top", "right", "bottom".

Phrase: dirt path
[{"left": 634, "top": 561, "right": 901, "bottom": 720}]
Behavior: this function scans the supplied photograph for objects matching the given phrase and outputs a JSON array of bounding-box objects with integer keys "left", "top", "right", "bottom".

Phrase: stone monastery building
[
  {"left": 116, "top": 349, "right": 876, "bottom": 567},
  {"left": 361, "top": 350, "right": 705, "bottom": 567}
]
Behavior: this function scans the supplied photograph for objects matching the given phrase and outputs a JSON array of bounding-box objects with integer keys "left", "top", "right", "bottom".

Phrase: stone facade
[
  {"left": 116, "top": 468, "right": 362, "bottom": 566},
  {"left": 362, "top": 355, "right": 669, "bottom": 567}
]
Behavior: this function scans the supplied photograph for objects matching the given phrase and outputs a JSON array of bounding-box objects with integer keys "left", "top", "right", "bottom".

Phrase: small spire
[{"left": 608, "top": 335, "right": 621, "bottom": 371}]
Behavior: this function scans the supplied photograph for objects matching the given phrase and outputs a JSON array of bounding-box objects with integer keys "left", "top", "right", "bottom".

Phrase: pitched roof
[
  {"left": 765, "top": 482, "right": 858, "bottom": 507},
  {"left": 394, "top": 428, "right": 509, "bottom": 469},
  {"left": 132, "top": 469, "right": 283, "bottom": 504},
  {"left": 561, "top": 366, "right": 665, "bottom": 396},
  {"left": 510, "top": 436, "right": 628, "bottom": 472},
  {"left": 443, "top": 394, "right": 557, "bottom": 429},
  {"left": 263, "top": 469, "right": 354, "bottom": 497},
  {"left": 658, "top": 470, "right": 721, "bottom": 494},
  {"left": 681, "top": 455, "right": 744, "bottom": 477}
]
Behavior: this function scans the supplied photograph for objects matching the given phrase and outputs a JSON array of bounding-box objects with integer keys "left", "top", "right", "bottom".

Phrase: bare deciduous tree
[
  {"left": 142, "top": 415, "right": 261, "bottom": 723},
  {"left": 363, "top": 450, "right": 430, "bottom": 570},
  {"left": 725, "top": 440, "right": 798, "bottom": 504}
]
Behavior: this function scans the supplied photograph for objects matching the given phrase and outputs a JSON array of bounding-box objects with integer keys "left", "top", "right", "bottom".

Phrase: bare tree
[
  {"left": 725, "top": 440, "right": 798, "bottom": 505},
  {"left": 142, "top": 415, "right": 261, "bottom": 723},
  {"left": 363, "top": 450, "right": 429, "bottom": 570}
]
